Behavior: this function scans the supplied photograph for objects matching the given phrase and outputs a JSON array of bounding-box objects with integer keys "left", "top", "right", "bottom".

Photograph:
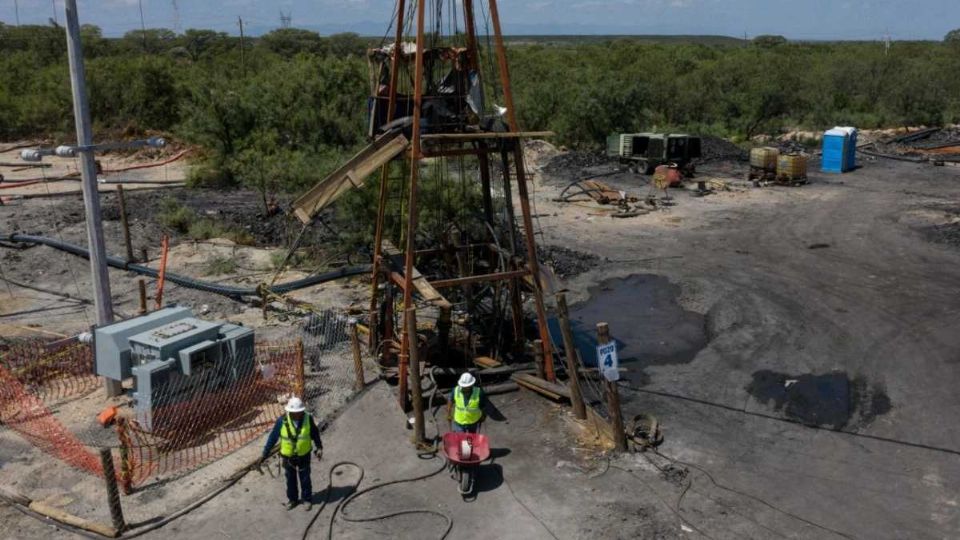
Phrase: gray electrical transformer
[{"left": 94, "top": 307, "right": 255, "bottom": 432}]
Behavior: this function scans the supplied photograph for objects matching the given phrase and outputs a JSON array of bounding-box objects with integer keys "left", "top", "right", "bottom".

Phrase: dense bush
[{"left": 3, "top": 22, "right": 960, "bottom": 172}]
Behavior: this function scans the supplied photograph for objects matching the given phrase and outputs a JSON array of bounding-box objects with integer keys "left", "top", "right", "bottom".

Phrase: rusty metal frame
[{"left": 368, "top": 0, "right": 558, "bottom": 411}]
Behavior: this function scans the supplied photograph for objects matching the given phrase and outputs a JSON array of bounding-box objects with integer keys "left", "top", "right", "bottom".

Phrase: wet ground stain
[
  {"left": 549, "top": 274, "right": 709, "bottom": 380},
  {"left": 746, "top": 370, "right": 892, "bottom": 429}
]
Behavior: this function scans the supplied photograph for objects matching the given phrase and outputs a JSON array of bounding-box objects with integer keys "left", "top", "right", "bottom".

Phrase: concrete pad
[{"left": 128, "top": 383, "right": 692, "bottom": 540}]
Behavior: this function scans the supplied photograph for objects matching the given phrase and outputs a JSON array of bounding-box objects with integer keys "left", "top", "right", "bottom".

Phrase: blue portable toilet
[{"left": 822, "top": 126, "right": 857, "bottom": 173}]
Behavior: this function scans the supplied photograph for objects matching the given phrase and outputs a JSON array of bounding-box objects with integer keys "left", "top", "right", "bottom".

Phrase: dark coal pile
[
  {"left": 120, "top": 187, "right": 337, "bottom": 248},
  {"left": 776, "top": 139, "right": 808, "bottom": 154},
  {"left": 538, "top": 244, "right": 603, "bottom": 279},
  {"left": 696, "top": 136, "right": 748, "bottom": 163},
  {"left": 541, "top": 151, "right": 619, "bottom": 186}
]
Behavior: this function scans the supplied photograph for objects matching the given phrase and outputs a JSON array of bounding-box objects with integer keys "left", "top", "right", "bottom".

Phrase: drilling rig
[{"left": 291, "top": 0, "right": 555, "bottom": 409}]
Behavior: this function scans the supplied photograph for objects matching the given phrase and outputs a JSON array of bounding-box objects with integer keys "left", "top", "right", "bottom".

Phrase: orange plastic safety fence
[
  {"left": 0, "top": 362, "right": 103, "bottom": 476},
  {"left": 0, "top": 339, "right": 99, "bottom": 403},
  {"left": 118, "top": 342, "right": 301, "bottom": 487}
]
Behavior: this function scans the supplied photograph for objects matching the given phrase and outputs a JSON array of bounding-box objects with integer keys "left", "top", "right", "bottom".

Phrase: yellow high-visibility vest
[
  {"left": 454, "top": 387, "right": 482, "bottom": 425},
  {"left": 279, "top": 413, "right": 312, "bottom": 457}
]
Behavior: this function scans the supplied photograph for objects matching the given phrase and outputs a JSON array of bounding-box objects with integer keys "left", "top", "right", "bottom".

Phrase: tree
[
  {"left": 754, "top": 35, "right": 788, "bottom": 48},
  {"left": 258, "top": 28, "right": 326, "bottom": 56},
  {"left": 946, "top": 29, "right": 960, "bottom": 49},
  {"left": 326, "top": 33, "right": 367, "bottom": 57}
]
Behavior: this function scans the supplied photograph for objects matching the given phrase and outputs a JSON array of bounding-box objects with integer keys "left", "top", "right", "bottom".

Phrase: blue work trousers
[
  {"left": 452, "top": 421, "right": 480, "bottom": 433},
  {"left": 283, "top": 455, "right": 312, "bottom": 503}
]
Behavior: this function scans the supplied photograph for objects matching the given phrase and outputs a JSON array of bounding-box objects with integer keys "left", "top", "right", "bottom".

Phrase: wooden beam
[
  {"left": 420, "top": 131, "right": 554, "bottom": 141},
  {"left": 431, "top": 269, "right": 529, "bottom": 289},
  {"left": 292, "top": 130, "right": 409, "bottom": 223},
  {"left": 511, "top": 372, "right": 571, "bottom": 401}
]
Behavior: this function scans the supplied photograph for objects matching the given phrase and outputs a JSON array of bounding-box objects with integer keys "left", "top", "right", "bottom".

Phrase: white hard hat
[
  {"left": 285, "top": 396, "right": 306, "bottom": 413},
  {"left": 458, "top": 373, "right": 476, "bottom": 387}
]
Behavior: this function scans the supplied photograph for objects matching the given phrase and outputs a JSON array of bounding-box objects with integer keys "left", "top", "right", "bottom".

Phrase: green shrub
[
  {"left": 203, "top": 255, "right": 238, "bottom": 276},
  {"left": 158, "top": 198, "right": 195, "bottom": 233}
]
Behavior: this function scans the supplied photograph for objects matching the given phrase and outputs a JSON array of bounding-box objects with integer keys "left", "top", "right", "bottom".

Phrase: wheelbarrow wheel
[{"left": 459, "top": 467, "right": 473, "bottom": 495}]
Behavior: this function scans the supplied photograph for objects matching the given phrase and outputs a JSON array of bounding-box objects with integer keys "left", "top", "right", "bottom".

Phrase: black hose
[
  {"left": 301, "top": 459, "right": 452, "bottom": 540},
  {"left": 2, "top": 233, "right": 371, "bottom": 299}
]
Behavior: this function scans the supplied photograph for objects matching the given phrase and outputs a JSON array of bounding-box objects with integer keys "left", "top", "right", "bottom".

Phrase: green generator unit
[{"left": 606, "top": 133, "right": 702, "bottom": 176}]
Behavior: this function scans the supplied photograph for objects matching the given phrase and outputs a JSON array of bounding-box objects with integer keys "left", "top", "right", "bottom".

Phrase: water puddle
[
  {"left": 746, "top": 370, "right": 892, "bottom": 429},
  {"left": 549, "top": 274, "right": 709, "bottom": 378}
]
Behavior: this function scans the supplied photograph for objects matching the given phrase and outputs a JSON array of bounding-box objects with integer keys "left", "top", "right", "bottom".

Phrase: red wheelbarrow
[{"left": 442, "top": 432, "right": 490, "bottom": 497}]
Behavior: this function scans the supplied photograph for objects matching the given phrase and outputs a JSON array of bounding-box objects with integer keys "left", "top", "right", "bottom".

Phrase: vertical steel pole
[
  {"left": 369, "top": 0, "right": 407, "bottom": 353},
  {"left": 487, "top": 0, "right": 554, "bottom": 380},
  {"left": 398, "top": 0, "right": 426, "bottom": 410},
  {"left": 64, "top": 0, "right": 120, "bottom": 396}
]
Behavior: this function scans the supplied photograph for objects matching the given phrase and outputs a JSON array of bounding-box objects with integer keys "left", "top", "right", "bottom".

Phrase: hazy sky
[{"left": 1, "top": 0, "right": 957, "bottom": 40}]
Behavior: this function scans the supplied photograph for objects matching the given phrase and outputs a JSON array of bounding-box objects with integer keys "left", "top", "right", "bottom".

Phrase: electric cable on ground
[{"left": 299, "top": 458, "right": 452, "bottom": 540}]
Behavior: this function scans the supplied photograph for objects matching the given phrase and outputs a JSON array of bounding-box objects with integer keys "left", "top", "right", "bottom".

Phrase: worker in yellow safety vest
[
  {"left": 447, "top": 372, "right": 488, "bottom": 433},
  {"left": 260, "top": 397, "right": 323, "bottom": 511}
]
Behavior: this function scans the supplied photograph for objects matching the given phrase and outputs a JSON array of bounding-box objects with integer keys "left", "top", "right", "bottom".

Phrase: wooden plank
[
  {"left": 29, "top": 501, "right": 119, "bottom": 538},
  {"left": 473, "top": 356, "right": 501, "bottom": 368},
  {"left": 382, "top": 240, "right": 448, "bottom": 306},
  {"left": 292, "top": 131, "right": 409, "bottom": 223},
  {"left": 420, "top": 131, "right": 554, "bottom": 141},
  {"left": 511, "top": 372, "right": 571, "bottom": 400}
]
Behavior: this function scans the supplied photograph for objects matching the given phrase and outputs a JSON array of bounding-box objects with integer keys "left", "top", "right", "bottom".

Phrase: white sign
[{"left": 596, "top": 342, "right": 619, "bottom": 381}]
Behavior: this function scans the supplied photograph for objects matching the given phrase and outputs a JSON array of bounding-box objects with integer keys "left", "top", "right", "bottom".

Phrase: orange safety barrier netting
[
  {"left": 0, "top": 361, "right": 104, "bottom": 477},
  {"left": 116, "top": 342, "right": 302, "bottom": 489},
  {"left": 0, "top": 339, "right": 99, "bottom": 403}
]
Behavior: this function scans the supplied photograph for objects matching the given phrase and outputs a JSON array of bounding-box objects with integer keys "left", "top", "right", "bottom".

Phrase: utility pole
[
  {"left": 51, "top": 0, "right": 57, "bottom": 25},
  {"left": 237, "top": 16, "right": 246, "bottom": 76},
  {"left": 14, "top": 0, "right": 20, "bottom": 26},
  {"left": 138, "top": 0, "right": 148, "bottom": 52},
  {"left": 64, "top": 0, "right": 121, "bottom": 397}
]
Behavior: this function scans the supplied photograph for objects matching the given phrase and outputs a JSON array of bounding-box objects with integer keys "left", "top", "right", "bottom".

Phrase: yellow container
[
  {"left": 750, "top": 147, "right": 779, "bottom": 171},
  {"left": 777, "top": 154, "right": 808, "bottom": 180}
]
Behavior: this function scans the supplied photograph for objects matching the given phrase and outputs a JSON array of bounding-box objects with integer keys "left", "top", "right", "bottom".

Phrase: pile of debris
[
  {"left": 865, "top": 127, "right": 960, "bottom": 164},
  {"left": 537, "top": 245, "right": 602, "bottom": 279}
]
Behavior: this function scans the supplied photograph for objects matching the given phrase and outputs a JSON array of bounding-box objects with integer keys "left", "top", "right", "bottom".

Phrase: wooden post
[
  {"left": 114, "top": 419, "right": 133, "bottom": 495},
  {"left": 137, "top": 247, "right": 148, "bottom": 315},
  {"left": 405, "top": 308, "right": 426, "bottom": 446},
  {"left": 532, "top": 339, "right": 546, "bottom": 379},
  {"left": 155, "top": 235, "right": 169, "bottom": 310},
  {"left": 137, "top": 280, "right": 147, "bottom": 315},
  {"left": 98, "top": 448, "right": 125, "bottom": 532},
  {"left": 349, "top": 320, "right": 365, "bottom": 392},
  {"left": 294, "top": 339, "right": 305, "bottom": 398},
  {"left": 557, "top": 292, "right": 587, "bottom": 420},
  {"left": 596, "top": 322, "right": 627, "bottom": 452},
  {"left": 116, "top": 184, "right": 134, "bottom": 264}
]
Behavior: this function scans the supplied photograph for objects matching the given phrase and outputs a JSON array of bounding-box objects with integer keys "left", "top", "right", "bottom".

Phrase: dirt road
[{"left": 539, "top": 156, "right": 960, "bottom": 539}]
